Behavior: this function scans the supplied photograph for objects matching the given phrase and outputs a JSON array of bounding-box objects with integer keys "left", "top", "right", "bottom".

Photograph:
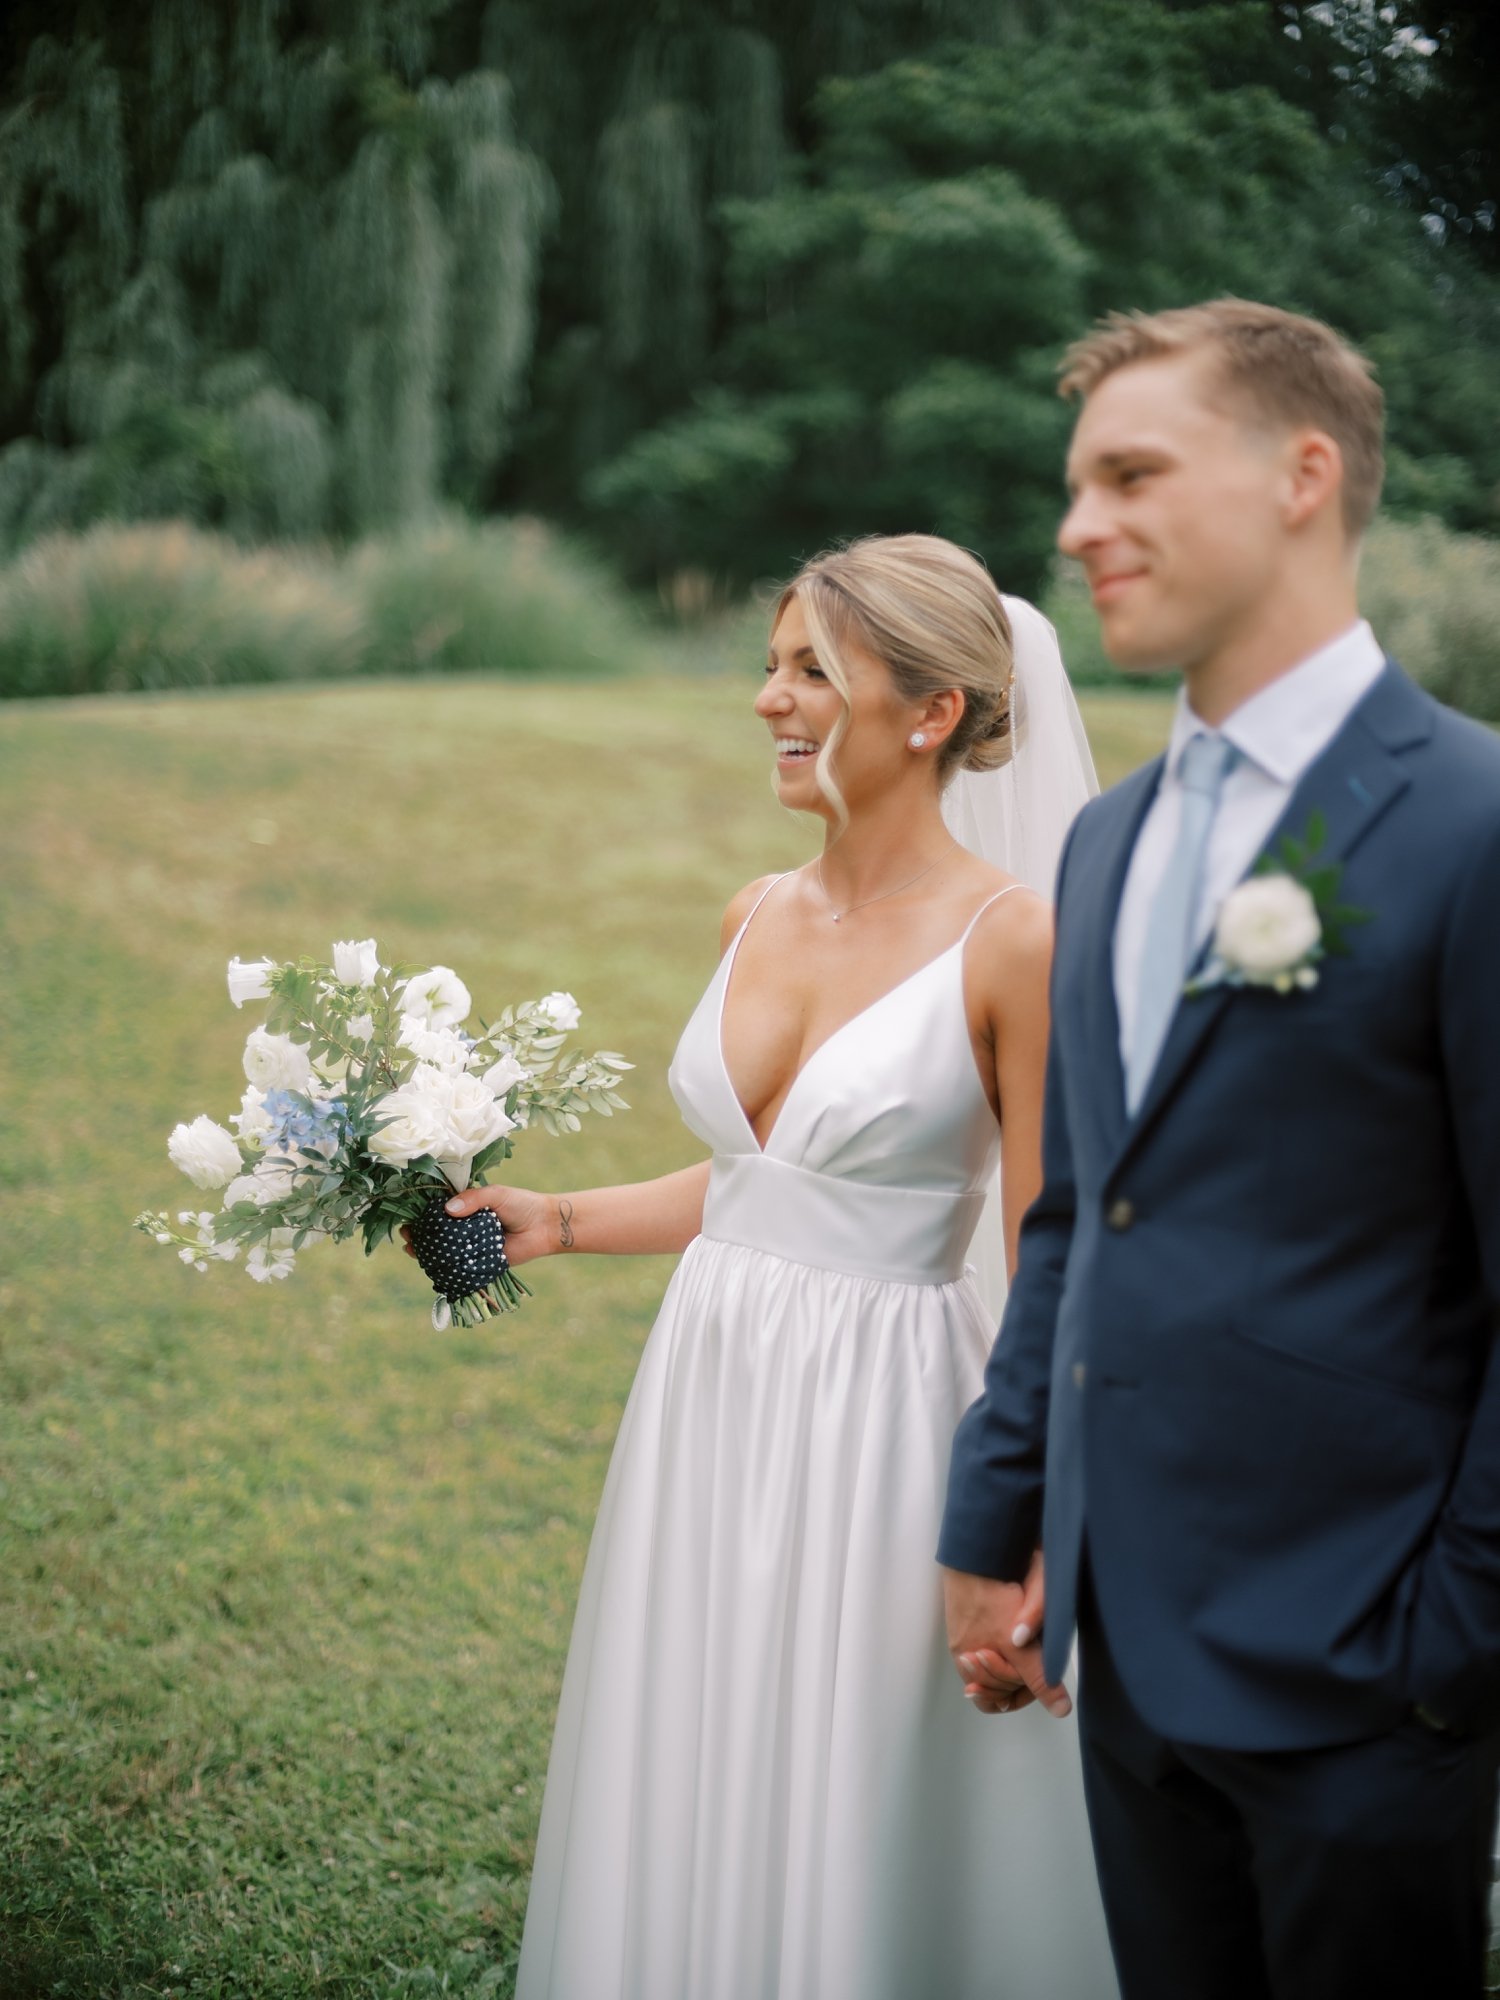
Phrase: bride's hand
[{"left": 399, "top": 1184, "right": 563, "bottom": 1268}]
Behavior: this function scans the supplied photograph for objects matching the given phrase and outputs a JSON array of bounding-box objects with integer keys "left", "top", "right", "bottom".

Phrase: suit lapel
[{"left": 1112, "top": 663, "right": 1429, "bottom": 1171}]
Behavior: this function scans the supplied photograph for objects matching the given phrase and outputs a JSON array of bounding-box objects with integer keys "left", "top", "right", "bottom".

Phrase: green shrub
[
  {"left": 0, "top": 518, "right": 642, "bottom": 699},
  {"left": 1037, "top": 561, "right": 1127, "bottom": 689},
  {"left": 1360, "top": 516, "right": 1500, "bottom": 724},
  {"left": 1040, "top": 517, "right": 1500, "bottom": 720},
  {"left": 0, "top": 524, "right": 361, "bottom": 698},
  {"left": 342, "top": 517, "right": 638, "bottom": 679}
]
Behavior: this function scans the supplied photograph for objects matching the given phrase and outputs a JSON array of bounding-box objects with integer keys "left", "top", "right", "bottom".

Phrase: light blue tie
[{"left": 1126, "top": 733, "right": 1236, "bottom": 1114}]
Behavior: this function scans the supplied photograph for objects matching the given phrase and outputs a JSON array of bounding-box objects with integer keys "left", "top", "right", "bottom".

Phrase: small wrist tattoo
[{"left": 557, "top": 1198, "right": 576, "bottom": 1251}]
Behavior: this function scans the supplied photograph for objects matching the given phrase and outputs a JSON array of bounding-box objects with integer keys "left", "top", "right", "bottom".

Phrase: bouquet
[{"left": 135, "top": 941, "right": 631, "bottom": 1327}]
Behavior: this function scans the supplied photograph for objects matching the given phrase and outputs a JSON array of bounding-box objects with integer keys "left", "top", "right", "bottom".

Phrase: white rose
[
  {"left": 1213, "top": 875, "right": 1322, "bottom": 984},
  {"left": 536, "top": 990, "right": 580, "bottom": 1032},
  {"left": 394, "top": 1063, "right": 516, "bottom": 1189},
  {"left": 349, "top": 1013, "right": 375, "bottom": 1045},
  {"left": 242, "top": 1027, "right": 314, "bottom": 1093},
  {"left": 227, "top": 956, "right": 276, "bottom": 1008},
  {"left": 367, "top": 1077, "right": 451, "bottom": 1169},
  {"left": 398, "top": 1013, "right": 472, "bottom": 1073},
  {"left": 167, "top": 1116, "right": 243, "bottom": 1189},
  {"left": 482, "top": 1051, "right": 530, "bottom": 1098},
  {"left": 331, "top": 938, "right": 380, "bottom": 988},
  {"left": 434, "top": 1068, "right": 516, "bottom": 1160},
  {"left": 397, "top": 966, "right": 471, "bottom": 1031}
]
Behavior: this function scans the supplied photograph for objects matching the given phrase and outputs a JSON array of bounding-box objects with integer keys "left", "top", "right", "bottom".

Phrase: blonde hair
[
  {"left": 1059, "top": 298, "right": 1385, "bottom": 537},
  {"left": 772, "top": 535, "right": 1015, "bottom": 827}
]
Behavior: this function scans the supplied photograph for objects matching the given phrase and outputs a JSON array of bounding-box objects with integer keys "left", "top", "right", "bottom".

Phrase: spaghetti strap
[
  {"left": 732, "top": 871, "right": 791, "bottom": 946},
  {"left": 958, "top": 881, "right": 1028, "bottom": 948}
]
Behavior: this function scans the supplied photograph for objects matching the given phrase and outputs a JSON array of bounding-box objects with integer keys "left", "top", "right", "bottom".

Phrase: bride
[{"left": 436, "top": 535, "right": 1116, "bottom": 1998}]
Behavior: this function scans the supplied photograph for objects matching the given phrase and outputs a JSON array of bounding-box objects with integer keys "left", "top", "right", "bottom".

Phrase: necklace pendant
[{"left": 832, "top": 912, "right": 842, "bottom": 923}]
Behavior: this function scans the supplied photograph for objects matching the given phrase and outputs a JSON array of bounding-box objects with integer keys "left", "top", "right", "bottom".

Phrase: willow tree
[{"left": 0, "top": 2, "right": 550, "bottom": 544}]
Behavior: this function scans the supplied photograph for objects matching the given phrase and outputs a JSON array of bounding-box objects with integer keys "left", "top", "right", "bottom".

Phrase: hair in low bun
[
  {"left": 772, "top": 535, "right": 1016, "bottom": 823},
  {"left": 962, "top": 667, "right": 1017, "bottom": 774}
]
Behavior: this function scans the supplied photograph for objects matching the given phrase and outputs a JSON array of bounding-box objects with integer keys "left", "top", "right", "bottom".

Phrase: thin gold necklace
[{"left": 815, "top": 852, "right": 948, "bottom": 924}]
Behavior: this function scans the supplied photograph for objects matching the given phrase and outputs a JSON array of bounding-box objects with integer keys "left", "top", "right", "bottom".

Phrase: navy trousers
[{"left": 1077, "top": 1583, "right": 1500, "bottom": 2000}]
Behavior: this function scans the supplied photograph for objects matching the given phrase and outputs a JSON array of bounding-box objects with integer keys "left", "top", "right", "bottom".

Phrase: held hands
[
  {"left": 399, "top": 1184, "right": 565, "bottom": 1268},
  {"left": 942, "top": 1549, "right": 1072, "bottom": 1721}
]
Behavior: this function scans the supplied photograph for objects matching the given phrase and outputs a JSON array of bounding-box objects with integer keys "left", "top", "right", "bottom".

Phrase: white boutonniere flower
[
  {"left": 1188, "top": 811, "right": 1372, "bottom": 999},
  {"left": 1206, "top": 874, "right": 1324, "bottom": 993}
]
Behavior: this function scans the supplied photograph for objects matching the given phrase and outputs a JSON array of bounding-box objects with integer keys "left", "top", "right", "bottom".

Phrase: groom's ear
[{"left": 1279, "top": 427, "right": 1346, "bottom": 536}]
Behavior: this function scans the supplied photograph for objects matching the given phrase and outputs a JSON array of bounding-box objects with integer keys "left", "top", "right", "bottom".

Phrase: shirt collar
[{"left": 1166, "top": 621, "right": 1387, "bottom": 787}]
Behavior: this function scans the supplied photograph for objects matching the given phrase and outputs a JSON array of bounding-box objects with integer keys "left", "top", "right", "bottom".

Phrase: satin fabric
[{"left": 516, "top": 880, "right": 1116, "bottom": 1999}]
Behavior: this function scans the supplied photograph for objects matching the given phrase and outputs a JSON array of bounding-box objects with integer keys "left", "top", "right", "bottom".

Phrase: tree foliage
[
  {"left": 0, "top": 0, "right": 1494, "bottom": 580},
  {"left": 0, "top": 4, "right": 549, "bottom": 542},
  {"left": 589, "top": 0, "right": 1500, "bottom": 591}
]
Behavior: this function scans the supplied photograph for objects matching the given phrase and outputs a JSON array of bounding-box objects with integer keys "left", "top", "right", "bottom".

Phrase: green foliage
[
  {"left": 588, "top": 0, "right": 1500, "bottom": 590},
  {"left": 1359, "top": 514, "right": 1500, "bottom": 723},
  {"left": 345, "top": 517, "right": 640, "bottom": 679},
  {"left": 0, "top": 13, "right": 552, "bottom": 540},
  {"left": 0, "top": 518, "right": 641, "bottom": 698},
  {"left": 0, "top": 0, "right": 1496, "bottom": 609},
  {"left": 589, "top": 158, "right": 1088, "bottom": 592},
  {"left": 0, "top": 524, "right": 363, "bottom": 699}
]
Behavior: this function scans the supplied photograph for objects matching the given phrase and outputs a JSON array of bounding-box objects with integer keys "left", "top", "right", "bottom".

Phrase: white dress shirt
[{"left": 1113, "top": 621, "right": 1388, "bottom": 1068}]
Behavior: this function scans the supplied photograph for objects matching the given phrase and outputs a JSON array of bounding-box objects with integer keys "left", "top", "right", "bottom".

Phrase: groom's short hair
[{"left": 1058, "top": 299, "right": 1385, "bottom": 537}]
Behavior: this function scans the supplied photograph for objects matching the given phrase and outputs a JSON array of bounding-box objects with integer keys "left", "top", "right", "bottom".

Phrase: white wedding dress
[{"left": 515, "top": 875, "right": 1117, "bottom": 2000}]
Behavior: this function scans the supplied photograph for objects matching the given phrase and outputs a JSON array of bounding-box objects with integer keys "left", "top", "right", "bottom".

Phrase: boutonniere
[{"left": 1188, "top": 811, "right": 1372, "bottom": 997}]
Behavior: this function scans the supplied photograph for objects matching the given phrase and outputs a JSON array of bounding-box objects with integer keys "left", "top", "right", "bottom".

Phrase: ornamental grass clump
[
  {"left": 342, "top": 516, "right": 639, "bottom": 679},
  {"left": 1360, "top": 516, "right": 1500, "bottom": 725},
  {"left": 0, "top": 523, "right": 362, "bottom": 698},
  {"left": 135, "top": 942, "right": 631, "bottom": 1328},
  {"left": 0, "top": 517, "right": 646, "bottom": 699}
]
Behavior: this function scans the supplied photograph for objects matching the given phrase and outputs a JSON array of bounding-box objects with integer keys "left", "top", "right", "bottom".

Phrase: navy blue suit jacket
[{"left": 939, "top": 664, "right": 1500, "bottom": 1751}]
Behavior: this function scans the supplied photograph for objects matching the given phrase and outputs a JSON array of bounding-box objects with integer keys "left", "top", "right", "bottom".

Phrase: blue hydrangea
[{"left": 260, "top": 1089, "right": 350, "bottom": 1158}]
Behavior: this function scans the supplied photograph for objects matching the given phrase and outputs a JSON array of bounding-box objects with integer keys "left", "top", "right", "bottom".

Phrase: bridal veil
[{"left": 940, "top": 592, "right": 1100, "bottom": 1318}]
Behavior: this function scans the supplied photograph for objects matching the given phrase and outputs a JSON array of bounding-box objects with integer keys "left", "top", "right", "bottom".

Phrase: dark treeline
[{"left": 0, "top": 0, "right": 1495, "bottom": 597}]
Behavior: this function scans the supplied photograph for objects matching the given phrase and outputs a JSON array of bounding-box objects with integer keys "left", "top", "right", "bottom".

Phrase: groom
[{"left": 939, "top": 299, "right": 1500, "bottom": 1998}]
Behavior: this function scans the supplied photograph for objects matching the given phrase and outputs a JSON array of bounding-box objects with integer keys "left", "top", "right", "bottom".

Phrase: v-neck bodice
[{"left": 667, "top": 880, "right": 1014, "bottom": 1285}]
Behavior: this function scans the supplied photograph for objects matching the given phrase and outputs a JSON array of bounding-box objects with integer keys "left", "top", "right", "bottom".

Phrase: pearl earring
[{"left": 909, "top": 731, "right": 927, "bottom": 749}]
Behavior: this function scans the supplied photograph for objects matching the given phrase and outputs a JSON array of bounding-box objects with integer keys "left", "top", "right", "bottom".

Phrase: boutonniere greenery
[{"left": 1187, "top": 811, "right": 1373, "bottom": 997}]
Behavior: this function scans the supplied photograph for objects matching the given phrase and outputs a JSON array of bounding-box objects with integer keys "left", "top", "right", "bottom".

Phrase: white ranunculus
[
  {"left": 227, "top": 955, "right": 276, "bottom": 1008},
  {"left": 536, "top": 990, "right": 581, "bottom": 1032},
  {"left": 1213, "top": 875, "right": 1322, "bottom": 984},
  {"left": 431, "top": 1068, "right": 516, "bottom": 1173},
  {"left": 482, "top": 1051, "right": 530, "bottom": 1098},
  {"left": 366, "top": 1077, "right": 451, "bottom": 1169},
  {"left": 397, "top": 966, "right": 471, "bottom": 1031},
  {"left": 242, "top": 1027, "right": 315, "bottom": 1093},
  {"left": 168, "top": 1116, "right": 243, "bottom": 1189},
  {"left": 331, "top": 938, "right": 380, "bottom": 988},
  {"left": 398, "top": 1013, "right": 472, "bottom": 1073}
]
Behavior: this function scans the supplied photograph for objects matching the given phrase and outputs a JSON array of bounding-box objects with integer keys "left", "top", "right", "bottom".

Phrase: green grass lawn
[{"left": 1, "top": 673, "right": 1172, "bottom": 1998}]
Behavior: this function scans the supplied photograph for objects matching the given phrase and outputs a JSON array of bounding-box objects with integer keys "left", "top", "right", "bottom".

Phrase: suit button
[
  {"left": 1072, "top": 1363, "right": 1087, "bottom": 1390},
  {"left": 1106, "top": 1198, "right": 1136, "bottom": 1232}
]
